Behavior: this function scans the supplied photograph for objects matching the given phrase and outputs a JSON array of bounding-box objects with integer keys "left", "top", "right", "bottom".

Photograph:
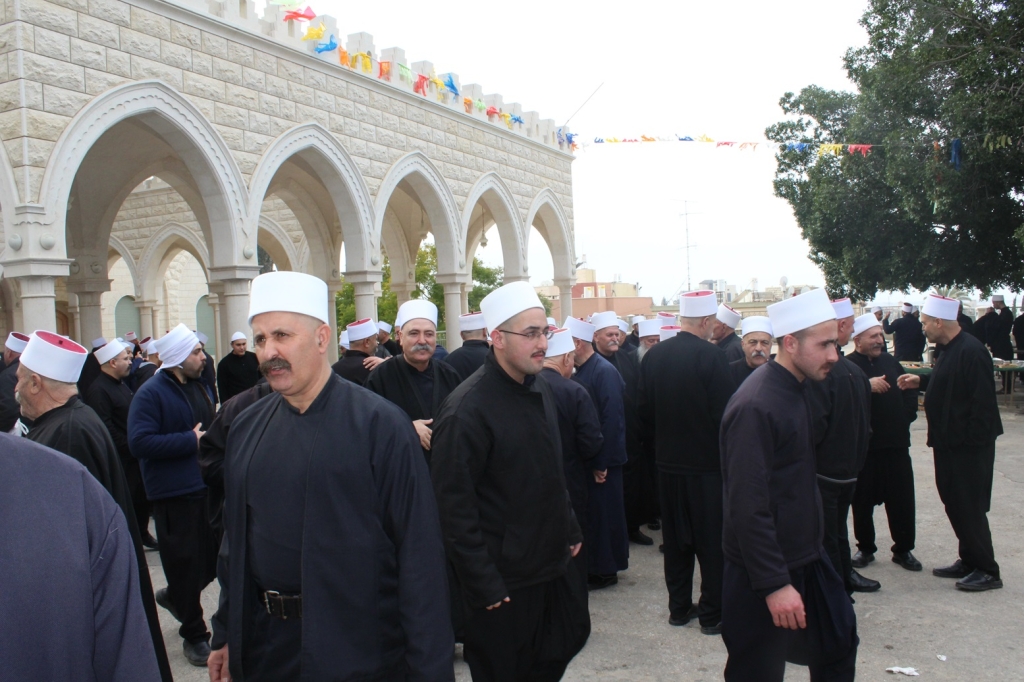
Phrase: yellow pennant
[{"left": 302, "top": 22, "right": 325, "bottom": 41}]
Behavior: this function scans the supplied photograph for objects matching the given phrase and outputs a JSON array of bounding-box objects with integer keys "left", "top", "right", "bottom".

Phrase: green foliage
[{"left": 767, "top": 0, "right": 1024, "bottom": 299}]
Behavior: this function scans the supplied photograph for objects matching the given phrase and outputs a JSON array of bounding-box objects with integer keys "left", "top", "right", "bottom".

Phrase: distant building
[{"left": 536, "top": 267, "right": 653, "bottom": 321}]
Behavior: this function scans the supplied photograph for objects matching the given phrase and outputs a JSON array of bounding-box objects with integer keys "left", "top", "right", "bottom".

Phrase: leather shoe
[
  {"left": 700, "top": 622, "right": 722, "bottom": 636},
  {"left": 647, "top": 521, "right": 661, "bottom": 531},
  {"left": 659, "top": 543, "right": 665, "bottom": 554},
  {"left": 668, "top": 604, "right": 698, "bottom": 627},
  {"left": 851, "top": 551, "right": 874, "bottom": 568},
  {"left": 848, "top": 570, "right": 881, "bottom": 593},
  {"left": 955, "top": 569, "right": 1003, "bottom": 592},
  {"left": 892, "top": 551, "right": 923, "bottom": 571},
  {"left": 587, "top": 574, "right": 618, "bottom": 590},
  {"left": 155, "top": 587, "right": 181, "bottom": 622},
  {"left": 142, "top": 533, "right": 159, "bottom": 551},
  {"left": 183, "top": 639, "right": 211, "bottom": 667},
  {"left": 629, "top": 529, "right": 654, "bottom": 546},
  {"left": 932, "top": 559, "right": 972, "bottom": 579}
]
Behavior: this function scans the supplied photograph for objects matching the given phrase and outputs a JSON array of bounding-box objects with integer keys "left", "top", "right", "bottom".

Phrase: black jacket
[
  {"left": 216, "top": 351, "right": 261, "bottom": 403},
  {"left": 332, "top": 350, "right": 373, "bottom": 386},
  {"left": 808, "top": 355, "right": 872, "bottom": 481},
  {"left": 986, "top": 308, "right": 1014, "bottom": 359},
  {"left": 0, "top": 359, "right": 21, "bottom": 432},
  {"left": 846, "top": 350, "right": 918, "bottom": 450},
  {"left": 442, "top": 339, "right": 490, "bottom": 382},
  {"left": 883, "top": 314, "right": 926, "bottom": 361},
  {"left": 717, "top": 332, "right": 744, "bottom": 363},
  {"left": 83, "top": 371, "right": 135, "bottom": 465},
  {"left": 729, "top": 358, "right": 756, "bottom": 388}
]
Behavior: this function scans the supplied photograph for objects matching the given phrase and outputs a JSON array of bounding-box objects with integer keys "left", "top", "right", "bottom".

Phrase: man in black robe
[
  {"left": 986, "top": 295, "right": 1014, "bottom": 360},
  {"left": 432, "top": 281, "right": 585, "bottom": 682},
  {"left": 883, "top": 304, "right": 925, "bottom": 361},
  {"left": 443, "top": 311, "right": 491, "bottom": 381},
  {"left": 378, "top": 320, "right": 401, "bottom": 356},
  {"left": 728, "top": 316, "right": 773, "bottom": 388},
  {"left": 958, "top": 302, "right": 975, "bottom": 337},
  {"left": 621, "top": 315, "right": 641, "bottom": 351},
  {"left": 0, "top": 331, "right": 29, "bottom": 432},
  {"left": 366, "top": 300, "right": 462, "bottom": 465},
  {"left": 720, "top": 288, "right": 857, "bottom": 681},
  {"left": 0, "top": 433, "right": 160, "bottom": 681},
  {"left": 15, "top": 332, "right": 172, "bottom": 681},
  {"left": 712, "top": 303, "right": 745, "bottom": 363},
  {"left": 898, "top": 294, "right": 1004, "bottom": 591},
  {"left": 208, "top": 271, "right": 452, "bottom": 681},
  {"left": 331, "top": 318, "right": 385, "bottom": 386},
  {"left": 75, "top": 336, "right": 106, "bottom": 396},
  {"left": 1012, "top": 308, "right": 1024, "bottom": 360},
  {"left": 128, "top": 337, "right": 159, "bottom": 392},
  {"left": 846, "top": 314, "right": 921, "bottom": 573},
  {"left": 638, "top": 291, "right": 735, "bottom": 634},
  {"left": 870, "top": 307, "right": 890, "bottom": 353},
  {"left": 216, "top": 332, "right": 261, "bottom": 402}
]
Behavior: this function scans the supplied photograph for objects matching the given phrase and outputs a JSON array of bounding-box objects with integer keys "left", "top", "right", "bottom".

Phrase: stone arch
[
  {"left": 0, "top": 137, "right": 20, "bottom": 249},
  {"left": 107, "top": 235, "right": 140, "bottom": 297},
  {"left": 462, "top": 172, "right": 526, "bottom": 280},
  {"left": 257, "top": 215, "right": 300, "bottom": 272},
  {"left": 138, "top": 223, "right": 210, "bottom": 302},
  {"left": 525, "top": 188, "right": 575, "bottom": 284}
]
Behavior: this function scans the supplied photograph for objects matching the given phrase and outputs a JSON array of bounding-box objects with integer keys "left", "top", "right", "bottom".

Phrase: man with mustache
[
  {"left": 635, "top": 318, "right": 662, "bottom": 361},
  {"left": 331, "top": 318, "right": 385, "bottom": 386},
  {"left": 729, "top": 317, "right": 774, "bottom": 387},
  {"left": 712, "top": 304, "right": 745, "bottom": 363},
  {"left": 846, "top": 313, "right": 921, "bottom": 574}
]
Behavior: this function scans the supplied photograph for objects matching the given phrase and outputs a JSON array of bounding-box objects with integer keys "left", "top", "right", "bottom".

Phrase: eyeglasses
[{"left": 499, "top": 327, "right": 555, "bottom": 341}]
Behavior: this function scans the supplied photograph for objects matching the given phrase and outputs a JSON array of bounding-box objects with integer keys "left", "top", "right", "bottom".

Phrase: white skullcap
[
  {"left": 659, "top": 326, "right": 681, "bottom": 341},
  {"left": 340, "top": 330, "right": 350, "bottom": 349},
  {"left": 458, "top": 312, "right": 487, "bottom": 332},
  {"left": 717, "top": 303, "right": 742, "bottom": 328},
  {"left": 912, "top": 305, "right": 919, "bottom": 312},
  {"left": 679, "top": 291, "right": 718, "bottom": 318},
  {"left": 767, "top": 288, "right": 837, "bottom": 338},
  {"left": 124, "top": 331, "right": 137, "bottom": 342},
  {"left": 94, "top": 339, "right": 128, "bottom": 365},
  {"left": 741, "top": 316, "right": 773, "bottom": 337},
  {"left": 347, "top": 318, "right": 378, "bottom": 341},
  {"left": 480, "top": 281, "right": 544, "bottom": 331},
  {"left": 92, "top": 337, "right": 108, "bottom": 349},
  {"left": 21, "top": 331, "right": 88, "bottom": 383},
  {"left": 154, "top": 324, "right": 200, "bottom": 369},
  {"left": 249, "top": 271, "right": 329, "bottom": 325},
  {"left": 195, "top": 331, "right": 209, "bottom": 346},
  {"left": 631, "top": 315, "right": 645, "bottom": 325},
  {"left": 853, "top": 313, "right": 883, "bottom": 338},
  {"left": 564, "top": 316, "right": 596, "bottom": 342},
  {"left": 992, "top": 294, "right": 1004, "bottom": 302},
  {"left": 616, "top": 319, "right": 630, "bottom": 334},
  {"left": 657, "top": 311, "right": 676, "bottom": 319},
  {"left": 831, "top": 298, "right": 855, "bottom": 319},
  {"left": 231, "top": 331, "right": 247, "bottom": 342},
  {"left": 901, "top": 303, "right": 913, "bottom": 313},
  {"left": 546, "top": 317, "right": 557, "bottom": 327},
  {"left": 922, "top": 294, "right": 959, "bottom": 321},
  {"left": 5, "top": 331, "right": 29, "bottom": 353},
  {"left": 638, "top": 318, "right": 662, "bottom": 338},
  {"left": 396, "top": 299, "right": 438, "bottom": 329},
  {"left": 377, "top": 321, "right": 393, "bottom": 334},
  {"left": 143, "top": 338, "right": 158, "bottom": 355},
  {"left": 589, "top": 311, "right": 619, "bottom": 331},
  {"left": 870, "top": 306, "right": 882, "bottom": 314},
  {"left": 545, "top": 328, "right": 575, "bottom": 357}
]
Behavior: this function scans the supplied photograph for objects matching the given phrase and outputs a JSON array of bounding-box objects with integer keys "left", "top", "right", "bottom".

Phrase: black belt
[{"left": 261, "top": 590, "right": 302, "bottom": 620}]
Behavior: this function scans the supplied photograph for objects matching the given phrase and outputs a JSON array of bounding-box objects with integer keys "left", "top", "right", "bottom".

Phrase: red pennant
[
  {"left": 485, "top": 106, "right": 499, "bottom": 117},
  {"left": 414, "top": 74, "right": 429, "bottom": 96},
  {"left": 847, "top": 144, "right": 873, "bottom": 157},
  {"left": 283, "top": 6, "right": 315, "bottom": 21}
]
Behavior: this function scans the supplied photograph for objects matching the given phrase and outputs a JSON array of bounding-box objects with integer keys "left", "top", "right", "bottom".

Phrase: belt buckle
[{"left": 263, "top": 590, "right": 280, "bottom": 617}]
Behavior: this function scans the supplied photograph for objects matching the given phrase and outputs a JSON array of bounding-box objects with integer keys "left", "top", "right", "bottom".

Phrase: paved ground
[{"left": 154, "top": 407, "right": 1024, "bottom": 681}]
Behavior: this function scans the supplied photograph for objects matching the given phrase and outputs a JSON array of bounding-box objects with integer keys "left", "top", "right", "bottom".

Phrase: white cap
[
  {"left": 659, "top": 326, "right": 681, "bottom": 341},
  {"left": 21, "top": 331, "right": 88, "bottom": 383},
  {"left": 195, "top": 331, "right": 209, "bottom": 346},
  {"left": 94, "top": 339, "right": 128, "bottom": 365},
  {"left": 831, "top": 298, "right": 855, "bottom": 319},
  {"left": 631, "top": 315, "right": 645, "bottom": 325},
  {"left": 480, "top": 281, "right": 544, "bottom": 331},
  {"left": 91, "top": 337, "right": 108, "bottom": 349},
  {"left": 5, "top": 331, "right": 29, "bottom": 353},
  {"left": 231, "top": 331, "right": 247, "bottom": 342},
  {"left": 396, "top": 299, "right": 438, "bottom": 329},
  {"left": 458, "top": 312, "right": 487, "bottom": 332},
  {"left": 901, "top": 303, "right": 913, "bottom": 313},
  {"left": 767, "top": 288, "right": 837, "bottom": 338},
  {"left": 853, "top": 312, "right": 883, "bottom": 337},
  {"left": 679, "top": 291, "right": 718, "bottom": 318},
  {"left": 717, "top": 303, "right": 742, "bottom": 328},
  {"left": 154, "top": 324, "right": 201, "bottom": 369},
  {"left": 340, "top": 330, "right": 350, "bottom": 349},
  {"left": 143, "top": 338, "right": 158, "bottom": 355},
  {"left": 545, "top": 328, "right": 575, "bottom": 357},
  {"left": 564, "top": 316, "right": 596, "bottom": 342},
  {"left": 249, "top": 271, "right": 330, "bottom": 325},
  {"left": 992, "top": 294, "right": 1004, "bottom": 302},
  {"left": 616, "top": 319, "right": 629, "bottom": 334},
  {"left": 741, "top": 316, "right": 774, "bottom": 337},
  {"left": 346, "top": 318, "right": 378, "bottom": 341},
  {"left": 922, "top": 294, "right": 959, "bottom": 321},
  {"left": 638, "top": 318, "right": 662, "bottom": 338},
  {"left": 124, "top": 331, "right": 137, "bottom": 342},
  {"left": 546, "top": 317, "right": 557, "bottom": 327},
  {"left": 870, "top": 306, "right": 882, "bottom": 313},
  {"left": 657, "top": 311, "right": 676, "bottom": 319},
  {"left": 377, "top": 321, "right": 393, "bottom": 334}
]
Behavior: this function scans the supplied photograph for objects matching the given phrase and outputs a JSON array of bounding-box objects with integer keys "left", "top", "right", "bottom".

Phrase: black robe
[
  {"left": 442, "top": 339, "right": 490, "bottom": 382},
  {"left": 1013, "top": 313, "right": 1024, "bottom": 359},
  {"left": 212, "top": 374, "right": 453, "bottom": 681},
  {"left": 807, "top": 356, "right": 872, "bottom": 481},
  {"left": 76, "top": 352, "right": 102, "bottom": 396},
  {"left": 383, "top": 338, "right": 401, "bottom": 356},
  {"left": 25, "top": 396, "right": 172, "bottom": 681},
  {"left": 729, "top": 358, "right": 756, "bottom": 388},
  {"left": 200, "top": 349, "right": 218, "bottom": 404},
  {"left": 883, "top": 314, "right": 926, "bottom": 361},
  {"left": 622, "top": 332, "right": 639, "bottom": 350},
  {"left": 717, "top": 332, "right": 744, "bottom": 363},
  {"left": 0, "top": 358, "right": 21, "bottom": 432},
  {"left": 846, "top": 351, "right": 918, "bottom": 450},
  {"left": 987, "top": 308, "right": 1014, "bottom": 360},
  {"left": 130, "top": 361, "right": 158, "bottom": 391},
  {"left": 332, "top": 350, "right": 373, "bottom": 386},
  {"left": 216, "top": 351, "right": 261, "bottom": 403}
]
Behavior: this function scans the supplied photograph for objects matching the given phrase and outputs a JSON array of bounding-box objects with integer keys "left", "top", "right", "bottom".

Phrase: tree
[{"left": 767, "top": 0, "right": 1024, "bottom": 300}]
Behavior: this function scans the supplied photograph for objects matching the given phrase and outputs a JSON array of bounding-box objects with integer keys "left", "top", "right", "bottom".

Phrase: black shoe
[
  {"left": 587, "top": 574, "right": 618, "bottom": 590},
  {"left": 142, "top": 533, "right": 159, "bottom": 551},
  {"left": 933, "top": 559, "right": 972, "bottom": 579},
  {"left": 647, "top": 521, "right": 661, "bottom": 531},
  {"left": 892, "top": 551, "right": 923, "bottom": 572},
  {"left": 182, "top": 639, "right": 211, "bottom": 667},
  {"left": 629, "top": 529, "right": 654, "bottom": 546},
  {"left": 700, "top": 622, "right": 722, "bottom": 636},
  {"left": 848, "top": 570, "right": 881, "bottom": 593},
  {"left": 955, "top": 569, "right": 1003, "bottom": 592},
  {"left": 155, "top": 588, "right": 181, "bottom": 622},
  {"left": 668, "top": 604, "right": 698, "bottom": 627},
  {"left": 851, "top": 551, "right": 874, "bottom": 568},
  {"left": 659, "top": 543, "right": 665, "bottom": 554}
]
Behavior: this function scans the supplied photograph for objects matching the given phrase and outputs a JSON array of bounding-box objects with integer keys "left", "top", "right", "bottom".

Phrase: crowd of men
[{"left": 0, "top": 279, "right": 1008, "bottom": 681}]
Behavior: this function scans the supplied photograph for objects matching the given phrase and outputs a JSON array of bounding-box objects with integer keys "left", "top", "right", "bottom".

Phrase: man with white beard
[
  {"left": 636, "top": 318, "right": 662, "bottom": 361},
  {"left": 729, "top": 317, "right": 774, "bottom": 387}
]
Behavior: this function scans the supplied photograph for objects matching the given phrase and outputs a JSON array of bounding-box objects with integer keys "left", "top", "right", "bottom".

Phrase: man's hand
[
  {"left": 884, "top": 311, "right": 891, "bottom": 320},
  {"left": 413, "top": 419, "right": 433, "bottom": 450},
  {"left": 766, "top": 585, "right": 806, "bottom": 630},
  {"left": 570, "top": 542, "right": 582, "bottom": 557},
  {"left": 592, "top": 469, "right": 607, "bottom": 484},
  {"left": 869, "top": 376, "right": 890, "bottom": 394},
  {"left": 486, "top": 597, "right": 510, "bottom": 610},
  {"left": 208, "top": 646, "right": 231, "bottom": 682},
  {"left": 362, "top": 356, "right": 385, "bottom": 370},
  {"left": 896, "top": 373, "right": 921, "bottom": 390},
  {"left": 193, "top": 423, "right": 206, "bottom": 443}
]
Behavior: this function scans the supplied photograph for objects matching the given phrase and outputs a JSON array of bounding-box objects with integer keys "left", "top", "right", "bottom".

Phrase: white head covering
[
  {"left": 659, "top": 326, "right": 681, "bottom": 341},
  {"left": 922, "top": 294, "right": 959, "bottom": 321},
  {"left": 231, "top": 331, "right": 247, "bottom": 342},
  {"left": 339, "top": 330, "right": 350, "bottom": 349},
  {"left": 679, "top": 291, "right": 718, "bottom": 318},
  {"left": 546, "top": 317, "right": 557, "bottom": 327},
  {"left": 5, "top": 331, "right": 29, "bottom": 353},
  {"left": 458, "top": 312, "right": 487, "bottom": 332},
  {"left": 631, "top": 315, "right": 645, "bottom": 326},
  {"left": 853, "top": 313, "right": 883, "bottom": 338},
  {"left": 657, "top": 311, "right": 676, "bottom": 319},
  {"left": 564, "top": 316, "right": 596, "bottom": 342},
  {"left": 901, "top": 302, "right": 914, "bottom": 313},
  {"left": 396, "top": 300, "right": 438, "bottom": 329},
  {"left": 91, "top": 337, "right": 107, "bottom": 349},
  {"left": 20, "top": 331, "right": 88, "bottom": 383},
  {"left": 249, "top": 271, "right": 329, "bottom": 325},
  {"left": 196, "top": 331, "right": 209, "bottom": 346},
  {"left": 992, "top": 294, "right": 1004, "bottom": 302},
  {"left": 480, "top": 281, "right": 544, "bottom": 331},
  {"left": 717, "top": 304, "right": 742, "bottom": 328},
  {"left": 590, "top": 311, "right": 619, "bottom": 331},
  {"left": 154, "top": 323, "right": 201, "bottom": 369},
  {"left": 638, "top": 318, "right": 662, "bottom": 338},
  {"left": 870, "top": 306, "right": 882, "bottom": 314},
  {"left": 94, "top": 339, "right": 128, "bottom": 365},
  {"left": 545, "top": 328, "right": 575, "bottom": 357},
  {"left": 616, "top": 319, "right": 630, "bottom": 334},
  {"left": 124, "top": 331, "right": 137, "bottom": 342},
  {"left": 741, "top": 316, "right": 774, "bottom": 338},
  {"left": 377, "top": 321, "right": 393, "bottom": 334},
  {"left": 143, "top": 338, "right": 159, "bottom": 355},
  {"left": 346, "top": 318, "right": 378, "bottom": 341},
  {"left": 831, "top": 298, "right": 855, "bottom": 319},
  {"left": 767, "top": 288, "right": 837, "bottom": 337}
]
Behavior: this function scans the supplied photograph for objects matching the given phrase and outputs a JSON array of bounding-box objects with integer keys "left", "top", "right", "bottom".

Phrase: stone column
[
  {"left": 352, "top": 281, "right": 378, "bottom": 323},
  {"left": 391, "top": 282, "right": 415, "bottom": 308},
  {"left": 327, "top": 281, "right": 343, "bottom": 363},
  {"left": 218, "top": 279, "right": 252, "bottom": 350},
  {"left": 67, "top": 295, "right": 81, "bottom": 344},
  {"left": 76, "top": 291, "right": 104, "bottom": 346},
  {"left": 17, "top": 275, "right": 58, "bottom": 332},
  {"left": 152, "top": 304, "right": 164, "bottom": 337},
  {"left": 135, "top": 300, "right": 155, "bottom": 341},
  {"left": 460, "top": 286, "right": 469, "bottom": 315},
  {"left": 556, "top": 280, "right": 574, "bottom": 320},
  {"left": 208, "top": 294, "right": 223, "bottom": 357},
  {"left": 442, "top": 282, "right": 463, "bottom": 351}
]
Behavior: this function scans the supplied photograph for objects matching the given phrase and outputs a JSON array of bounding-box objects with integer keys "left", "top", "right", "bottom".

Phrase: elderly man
[
  {"left": 217, "top": 332, "right": 261, "bottom": 403},
  {"left": 986, "top": 294, "right": 1014, "bottom": 360},
  {"left": 131, "top": 338, "right": 160, "bottom": 390},
  {"left": 635, "top": 318, "right": 662, "bottom": 361},
  {"left": 897, "top": 294, "right": 1004, "bottom": 591},
  {"left": 0, "top": 331, "right": 29, "bottom": 431},
  {"left": 331, "top": 318, "right": 385, "bottom": 386},
  {"left": 729, "top": 316, "right": 773, "bottom": 387},
  {"left": 884, "top": 303, "right": 926, "bottom": 361},
  {"left": 713, "top": 304, "right": 744, "bottom": 363},
  {"left": 639, "top": 290, "right": 735, "bottom": 634},
  {"left": 444, "top": 312, "right": 491, "bottom": 381},
  {"left": 17, "top": 332, "right": 171, "bottom": 680},
  {"left": 377, "top": 320, "right": 400, "bottom": 357},
  {"left": 128, "top": 324, "right": 217, "bottom": 666},
  {"left": 846, "top": 313, "right": 921, "bottom": 573},
  {"left": 720, "top": 288, "right": 857, "bottom": 681},
  {"left": 623, "top": 315, "right": 644, "bottom": 350},
  {"left": 76, "top": 336, "right": 106, "bottom": 396},
  {"left": 207, "top": 271, "right": 451, "bottom": 681},
  {"left": 365, "top": 300, "right": 463, "bottom": 464},
  {"left": 870, "top": 306, "right": 889, "bottom": 353},
  {"left": 431, "top": 282, "right": 585, "bottom": 681}
]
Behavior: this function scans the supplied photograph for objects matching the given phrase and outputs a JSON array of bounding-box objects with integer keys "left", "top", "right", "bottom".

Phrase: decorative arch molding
[
  {"left": 461, "top": 172, "right": 526, "bottom": 278},
  {"left": 375, "top": 151, "right": 464, "bottom": 276},
  {"left": 107, "top": 235, "right": 140, "bottom": 297},
  {"left": 0, "top": 137, "right": 20, "bottom": 245},
  {"left": 525, "top": 188, "right": 575, "bottom": 283},
  {"left": 137, "top": 222, "right": 210, "bottom": 301},
  {"left": 265, "top": 177, "right": 335, "bottom": 281},
  {"left": 381, "top": 205, "right": 415, "bottom": 286},
  {"left": 257, "top": 215, "right": 300, "bottom": 271}
]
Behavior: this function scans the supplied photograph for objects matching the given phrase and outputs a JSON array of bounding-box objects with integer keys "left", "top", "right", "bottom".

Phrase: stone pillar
[
  {"left": 152, "top": 304, "right": 164, "bottom": 337},
  {"left": 136, "top": 300, "right": 155, "bottom": 341},
  {"left": 67, "top": 295, "right": 81, "bottom": 344},
  {"left": 327, "top": 281, "right": 343, "bottom": 363},
  {"left": 76, "top": 292, "right": 104, "bottom": 346},
  {"left": 391, "top": 282, "right": 415, "bottom": 308},
  {"left": 556, "top": 280, "right": 574, "bottom": 320},
  {"left": 208, "top": 294, "right": 223, "bottom": 357},
  {"left": 442, "top": 282, "right": 463, "bottom": 351},
  {"left": 352, "top": 281, "right": 377, "bottom": 323},
  {"left": 218, "top": 279, "right": 251, "bottom": 350},
  {"left": 460, "top": 286, "right": 469, "bottom": 315},
  {"left": 17, "top": 275, "right": 58, "bottom": 332}
]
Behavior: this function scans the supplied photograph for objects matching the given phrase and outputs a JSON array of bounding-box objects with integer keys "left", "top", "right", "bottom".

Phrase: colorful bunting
[
  {"left": 351, "top": 52, "right": 371, "bottom": 73},
  {"left": 510, "top": 115, "right": 524, "bottom": 125},
  {"left": 950, "top": 138, "right": 962, "bottom": 170},
  {"left": 378, "top": 60, "right": 391, "bottom": 81},
  {"left": 283, "top": 6, "right": 315, "bottom": 21},
  {"left": 301, "top": 22, "right": 325, "bottom": 40},
  {"left": 414, "top": 74, "right": 429, "bottom": 96},
  {"left": 501, "top": 112, "right": 512, "bottom": 128},
  {"left": 338, "top": 48, "right": 348, "bottom": 66},
  {"left": 474, "top": 99, "right": 485, "bottom": 111},
  {"left": 847, "top": 144, "right": 872, "bottom": 157},
  {"left": 314, "top": 34, "right": 337, "bottom": 53},
  {"left": 463, "top": 97, "right": 473, "bottom": 113},
  {"left": 817, "top": 143, "right": 844, "bottom": 157},
  {"left": 485, "top": 106, "right": 499, "bottom": 117},
  {"left": 443, "top": 74, "right": 459, "bottom": 97},
  {"left": 397, "top": 63, "right": 413, "bottom": 82}
]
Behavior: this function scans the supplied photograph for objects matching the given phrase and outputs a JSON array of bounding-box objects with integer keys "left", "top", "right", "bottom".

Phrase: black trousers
[
  {"left": 817, "top": 479, "right": 855, "bottom": 591},
  {"left": 241, "top": 600, "right": 301, "bottom": 680},
  {"left": 852, "top": 447, "right": 916, "bottom": 555},
  {"left": 152, "top": 491, "right": 218, "bottom": 643},
  {"left": 122, "top": 455, "right": 152, "bottom": 537},
  {"left": 624, "top": 449, "right": 660, "bottom": 531},
  {"left": 659, "top": 471, "right": 724, "bottom": 626},
  {"left": 463, "top": 581, "right": 551, "bottom": 682},
  {"left": 934, "top": 445, "right": 1000, "bottom": 577}
]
